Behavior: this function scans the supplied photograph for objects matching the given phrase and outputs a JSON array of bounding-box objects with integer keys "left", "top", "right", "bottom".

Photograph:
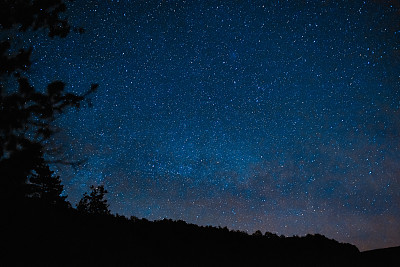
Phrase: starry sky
[{"left": 22, "top": 0, "right": 400, "bottom": 251}]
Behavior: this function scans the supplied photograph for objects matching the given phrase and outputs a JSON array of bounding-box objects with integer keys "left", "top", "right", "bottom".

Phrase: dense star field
[{"left": 21, "top": 0, "right": 399, "bottom": 251}]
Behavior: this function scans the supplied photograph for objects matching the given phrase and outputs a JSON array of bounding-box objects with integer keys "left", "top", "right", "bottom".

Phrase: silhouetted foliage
[
  {"left": 0, "top": 0, "right": 72, "bottom": 77},
  {"left": 1, "top": 0, "right": 71, "bottom": 38},
  {"left": 252, "top": 230, "right": 263, "bottom": 237},
  {"left": 0, "top": 78, "right": 98, "bottom": 198},
  {"left": 0, "top": 0, "right": 98, "bottom": 202},
  {"left": 0, "top": 41, "right": 32, "bottom": 75},
  {"left": 27, "top": 156, "right": 69, "bottom": 207},
  {"left": 5, "top": 194, "right": 382, "bottom": 267},
  {"left": 264, "top": 231, "right": 279, "bottom": 239},
  {"left": 77, "top": 185, "right": 111, "bottom": 215}
]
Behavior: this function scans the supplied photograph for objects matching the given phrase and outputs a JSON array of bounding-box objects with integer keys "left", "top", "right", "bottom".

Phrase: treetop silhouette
[
  {"left": 77, "top": 185, "right": 111, "bottom": 215},
  {"left": 27, "top": 156, "right": 69, "bottom": 207}
]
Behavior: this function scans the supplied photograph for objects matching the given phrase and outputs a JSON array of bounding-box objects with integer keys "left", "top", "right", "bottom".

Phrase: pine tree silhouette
[
  {"left": 77, "top": 185, "right": 111, "bottom": 215},
  {"left": 28, "top": 158, "right": 69, "bottom": 207}
]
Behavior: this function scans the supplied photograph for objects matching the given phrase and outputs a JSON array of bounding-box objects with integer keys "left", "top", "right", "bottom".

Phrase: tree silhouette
[
  {"left": 252, "top": 230, "right": 263, "bottom": 237},
  {"left": 77, "top": 185, "right": 111, "bottom": 215},
  {"left": 264, "top": 231, "right": 279, "bottom": 240},
  {"left": 0, "top": 0, "right": 97, "bottom": 202},
  {"left": 0, "top": 78, "right": 98, "bottom": 200},
  {"left": 27, "top": 157, "right": 69, "bottom": 207}
]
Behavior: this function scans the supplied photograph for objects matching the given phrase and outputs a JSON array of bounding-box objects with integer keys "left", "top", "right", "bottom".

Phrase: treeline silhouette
[
  {"left": 4, "top": 196, "right": 399, "bottom": 266},
  {"left": 4, "top": 197, "right": 361, "bottom": 267}
]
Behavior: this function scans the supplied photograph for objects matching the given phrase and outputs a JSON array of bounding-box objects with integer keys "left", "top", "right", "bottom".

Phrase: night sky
[{"left": 22, "top": 0, "right": 399, "bottom": 251}]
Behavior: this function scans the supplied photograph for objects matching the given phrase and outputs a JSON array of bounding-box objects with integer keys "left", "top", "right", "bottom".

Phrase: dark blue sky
[{"left": 24, "top": 0, "right": 399, "bottom": 251}]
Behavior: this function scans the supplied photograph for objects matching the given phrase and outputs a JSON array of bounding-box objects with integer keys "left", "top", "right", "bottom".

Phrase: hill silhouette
[
  {"left": 2, "top": 198, "right": 372, "bottom": 267},
  {"left": 360, "top": 246, "right": 399, "bottom": 266}
]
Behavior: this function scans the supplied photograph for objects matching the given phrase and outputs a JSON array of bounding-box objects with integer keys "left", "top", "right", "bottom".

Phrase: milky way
[{"left": 22, "top": 0, "right": 400, "bottom": 251}]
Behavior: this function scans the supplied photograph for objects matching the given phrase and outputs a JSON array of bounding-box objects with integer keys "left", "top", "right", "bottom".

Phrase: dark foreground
[{"left": 2, "top": 200, "right": 398, "bottom": 266}]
